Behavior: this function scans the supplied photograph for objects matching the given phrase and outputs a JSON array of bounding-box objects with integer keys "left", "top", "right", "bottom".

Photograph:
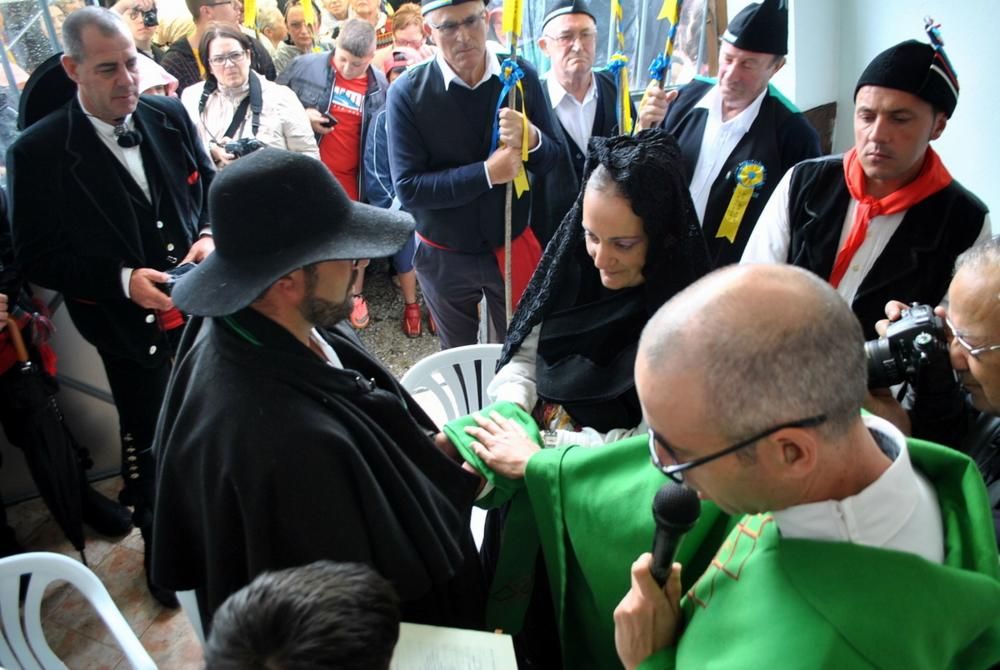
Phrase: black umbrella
[{"left": 3, "top": 319, "right": 87, "bottom": 562}]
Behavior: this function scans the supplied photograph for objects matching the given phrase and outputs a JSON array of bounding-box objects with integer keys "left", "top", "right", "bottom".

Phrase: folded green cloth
[{"left": 442, "top": 400, "right": 541, "bottom": 508}]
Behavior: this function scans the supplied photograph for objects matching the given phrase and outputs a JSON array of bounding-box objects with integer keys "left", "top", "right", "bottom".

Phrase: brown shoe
[{"left": 402, "top": 302, "right": 422, "bottom": 338}]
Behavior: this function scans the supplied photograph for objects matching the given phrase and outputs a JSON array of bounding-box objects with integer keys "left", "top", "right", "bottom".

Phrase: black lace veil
[{"left": 498, "top": 128, "right": 710, "bottom": 368}]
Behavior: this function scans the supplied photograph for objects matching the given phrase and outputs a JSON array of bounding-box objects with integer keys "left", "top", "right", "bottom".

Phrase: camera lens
[{"left": 865, "top": 337, "right": 902, "bottom": 389}]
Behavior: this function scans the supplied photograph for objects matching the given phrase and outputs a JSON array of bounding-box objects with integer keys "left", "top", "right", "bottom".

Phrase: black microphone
[
  {"left": 650, "top": 483, "right": 701, "bottom": 586},
  {"left": 114, "top": 123, "right": 143, "bottom": 148}
]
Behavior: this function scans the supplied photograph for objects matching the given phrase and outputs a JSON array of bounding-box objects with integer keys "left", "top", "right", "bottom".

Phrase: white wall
[{"left": 831, "top": 0, "right": 998, "bottom": 231}]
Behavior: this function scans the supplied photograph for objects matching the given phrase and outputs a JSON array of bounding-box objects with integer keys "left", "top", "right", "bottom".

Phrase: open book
[{"left": 390, "top": 623, "right": 518, "bottom": 670}]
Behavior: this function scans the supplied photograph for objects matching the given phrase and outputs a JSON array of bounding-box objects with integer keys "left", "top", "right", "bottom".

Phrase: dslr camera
[
  {"left": 224, "top": 137, "right": 266, "bottom": 159},
  {"left": 156, "top": 262, "right": 197, "bottom": 296},
  {"left": 864, "top": 303, "right": 948, "bottom": 388}
]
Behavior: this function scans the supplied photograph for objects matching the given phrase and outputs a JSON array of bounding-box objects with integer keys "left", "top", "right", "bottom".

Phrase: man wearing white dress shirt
[
  {"left": 741, "top": 32, "right": 990, "bottom": 339},
  {"left": 529, "top": 0, "right": 632, "bottom": 246},
  {"left": 636, "top": 0, "right": 819, "bottom": 267}
]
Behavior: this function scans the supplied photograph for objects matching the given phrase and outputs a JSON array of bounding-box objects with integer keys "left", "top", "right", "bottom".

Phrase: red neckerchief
[{"left": 829, "top": 146, "right": 952, "bottom": 288}]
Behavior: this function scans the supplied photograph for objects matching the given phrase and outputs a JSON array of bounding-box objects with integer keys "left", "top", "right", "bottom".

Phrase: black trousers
[{"left": 97, "top": 327, "right": 181, "bottom": 523}]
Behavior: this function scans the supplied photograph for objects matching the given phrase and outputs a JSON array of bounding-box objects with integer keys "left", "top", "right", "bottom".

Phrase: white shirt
[
  {"left": 688, "top": 85, "right": 768, "bottom": 225},
  {"left": 310, "top": 328, "right": 343, "bottom": 368},
  {"left": 80, "top": 94, "right": 152, "bottom": 298},
  {"left": 545, "top": 72, "right": 597, "bottom": 154},
  {"left": 742, "top": 167, "right": 993, "bottom": 305},
  {"left": 774, "top": 415, "right": 944, "bottom": 564}
]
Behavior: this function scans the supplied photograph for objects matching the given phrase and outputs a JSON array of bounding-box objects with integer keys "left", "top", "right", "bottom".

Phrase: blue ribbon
[
  {"left": 490, "top": 58, "right": 525, "bottom": 154},
  {"left": 648, "top": 53, "right": 668, "bottom": 81},
  {"left": 606, "top": 51, "right": 629, "bottom": 77}
]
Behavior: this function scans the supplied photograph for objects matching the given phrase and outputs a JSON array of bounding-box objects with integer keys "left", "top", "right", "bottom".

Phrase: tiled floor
[{"left": 6, "top": 477, "right": 202, "bottom": 669}]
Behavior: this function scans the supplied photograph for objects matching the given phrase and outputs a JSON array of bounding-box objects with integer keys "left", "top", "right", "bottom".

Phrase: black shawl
[
  {"left": 500, "top": 129, "right": 710, "bottom": 366},
  {"left": 151, "top": 309, "right": 485, "bottom": 627}
]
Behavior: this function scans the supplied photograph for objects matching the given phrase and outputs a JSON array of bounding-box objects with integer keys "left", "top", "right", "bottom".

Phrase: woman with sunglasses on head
[
  {"left": 181, "top": 22, "right": 318, "bottom": 168},
  {"left": 467, "top": 129, "right": 711, "bottom": 478}
]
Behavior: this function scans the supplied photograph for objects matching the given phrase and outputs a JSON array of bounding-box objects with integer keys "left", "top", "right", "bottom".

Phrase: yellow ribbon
[
  {"left": 499, "top": 62, "right": 530, "bottom": 199},
  {"left": 717, "top": 162, "right": 766, "bottom": 243},
  {"left": 242, "top": 0, "right": 256, "bottom": 32}
]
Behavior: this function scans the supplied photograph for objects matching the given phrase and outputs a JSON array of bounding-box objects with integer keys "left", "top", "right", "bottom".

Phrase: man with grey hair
[
  {"left": 279, "top": 17, "right": 385, "bottom": 329},
  {"left": 876, "top": 235, "right": 1000, "bottom": 543},
  {"left": 7, "top": 5, "right": 214, "bottom": 607},
  {"left": 613, "top": 263, "right": 1000, "bottom": 669}
]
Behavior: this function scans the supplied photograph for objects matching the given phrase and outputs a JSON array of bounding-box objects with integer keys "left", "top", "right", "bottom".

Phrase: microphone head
[{"left": 652, "top": 483, "right": 701, "bottom": 531}]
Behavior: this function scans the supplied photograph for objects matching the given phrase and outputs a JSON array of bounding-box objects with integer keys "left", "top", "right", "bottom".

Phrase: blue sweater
[{"left": 386, "top": 56, "right": 560, "bottom": 253}]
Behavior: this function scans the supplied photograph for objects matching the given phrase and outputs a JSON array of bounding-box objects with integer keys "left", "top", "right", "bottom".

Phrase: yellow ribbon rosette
[{"left": 717, "top": 160, "right": 766, "bottom": 243}]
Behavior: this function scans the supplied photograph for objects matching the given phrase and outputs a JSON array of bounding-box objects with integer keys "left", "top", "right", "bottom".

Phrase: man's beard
[{"left": 299, "top": 268, "right": 356, "bottom": 329}]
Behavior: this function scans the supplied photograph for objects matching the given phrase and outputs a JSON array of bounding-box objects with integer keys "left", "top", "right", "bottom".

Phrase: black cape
[{"left": 151, "top": 309, "right": 486, "bottom": 627}]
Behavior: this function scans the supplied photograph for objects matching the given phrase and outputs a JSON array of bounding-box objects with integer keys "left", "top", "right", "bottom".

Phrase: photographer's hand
[
  {"left": 210, "top": 141, "right": 236, "bottom": 168},
  {"left": 181, "top": 236, "right": 215, "bottom": 265},
  {"left": 129, "top": 268, "right": 173, "bottom": 311}
]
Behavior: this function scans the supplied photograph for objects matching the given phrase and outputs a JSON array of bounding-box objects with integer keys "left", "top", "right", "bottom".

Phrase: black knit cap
[
  {"left": 721, "top": 0, "right": 787, "bottom": 56},
  {"left": 420, "top": 0, "right": 485, "bottom": 16},
  {"left": 542, "top": 0, "right": 596, "bottom": 30},
  {"left": 172, "top": 148, "right": 414, "bottom": 317},
  {"left": 855, "top": 39, "right": 959, "bottom": 118}
]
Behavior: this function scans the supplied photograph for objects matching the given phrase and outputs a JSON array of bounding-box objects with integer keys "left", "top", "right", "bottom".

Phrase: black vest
[
  {"left": 665, "top": 79, "right": 820, "bottom": 267},
  {"left": 529, "top": 70, "right": 622, "bottom": 248},
  {"left": 786, "top": 156, "right": 987, "bottom": 338}
]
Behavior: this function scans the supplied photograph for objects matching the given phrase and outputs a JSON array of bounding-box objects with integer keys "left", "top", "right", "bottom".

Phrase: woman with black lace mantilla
[{"left": 485, "top": 129, "right": 710, "bottom": 451}]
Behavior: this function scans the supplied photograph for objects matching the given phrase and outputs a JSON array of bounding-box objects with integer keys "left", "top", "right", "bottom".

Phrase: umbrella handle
[{"left": 6, "top": 316, "right": 30, "bottom": 364}]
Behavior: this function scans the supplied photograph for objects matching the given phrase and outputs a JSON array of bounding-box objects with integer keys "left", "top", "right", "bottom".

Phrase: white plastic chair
[
  {"left": 400, "top": 344, "right": 504, "bottom": 424},
  {"left": 0, "top": 551, "right": 156, "bottom": 670},
  {"left": 175, "top": 589, "right": 205, "bottom": 647}
]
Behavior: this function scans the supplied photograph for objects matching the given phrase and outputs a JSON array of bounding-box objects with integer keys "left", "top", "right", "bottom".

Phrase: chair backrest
[
  {"left": 400, "top": 344, "right": 503, "bottom": 425},
  {"left": 0, "top": 552, "right": 156, "bottom": 670}
]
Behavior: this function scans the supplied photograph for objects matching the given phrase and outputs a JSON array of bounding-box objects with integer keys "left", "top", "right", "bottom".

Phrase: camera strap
[{"left": 210, "top": 71, "right": 263, "bottom": 140}]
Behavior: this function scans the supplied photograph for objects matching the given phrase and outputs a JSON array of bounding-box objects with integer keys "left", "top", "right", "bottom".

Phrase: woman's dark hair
[
  {"left": 499, "top": 128, "right": 710, "bottom": 367},
  {"left": 197, "top": 21, "right": 253, "bottom": 83}
]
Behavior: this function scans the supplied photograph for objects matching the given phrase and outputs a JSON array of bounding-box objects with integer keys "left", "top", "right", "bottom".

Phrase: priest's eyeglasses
[
  {"left": 946, "top": 316, "right": 1000, "bottom": 359},
  {"left": 648, "top": 415, "right": 827, "bottom": 484}
]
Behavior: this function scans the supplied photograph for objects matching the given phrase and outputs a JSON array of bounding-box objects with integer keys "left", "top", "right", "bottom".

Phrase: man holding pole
[
  {"left": 386, "top": 0, "right": 559, "bottom": 349},
  {"left": 636, "top": 0, "right": 819, "bottom": 267}
]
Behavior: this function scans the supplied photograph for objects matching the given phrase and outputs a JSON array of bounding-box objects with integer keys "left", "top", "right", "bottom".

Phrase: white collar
[
  {"left": 436, "top": 48, "right": 501, "bottom": 91},
  {"left": 774, "top": 415, "right": 939, "bottom": 558},
  {"left": 545, "top": 71, "right": 596, "bottom": 109},
  {"left": 695, "top": 84, "right": 768, "bottom": 132},
  {"left": 78, "top": 92, "right": 134, "bottom": 138},
  {"left": 309, "top": 328, "right": 343, "bottom": 368}
]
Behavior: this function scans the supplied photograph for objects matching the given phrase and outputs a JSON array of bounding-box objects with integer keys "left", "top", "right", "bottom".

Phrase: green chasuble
[
  {"left": 444, "top": 403, "right": 734, "bottom": 668},
  {"left": 521, "top": 433, "right": 733, "bottom": 669},
  {"left": 637, "top": 439, "right": 1000, "bottom": 669}
]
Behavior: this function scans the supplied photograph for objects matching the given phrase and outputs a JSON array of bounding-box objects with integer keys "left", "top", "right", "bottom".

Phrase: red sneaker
[
  {"left": 402, "top": 302, "right": 422, "bottom": 338},
  {"left": 350, "top": 295, "right": 370, "bottom": 329}
]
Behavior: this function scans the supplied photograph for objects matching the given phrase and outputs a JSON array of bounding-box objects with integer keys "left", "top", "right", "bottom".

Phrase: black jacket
[
  {"left": 7, "top": 95, "right": 214, "bottom": 365},
  {"left": 663, "top": 78, "right": 821, "bottom": 267},
  {"left": 529, "top": 69, "right": 627, "bottom": 248},
  {"left": 152, "top": 311, "right": 486, "bottom": 627}
]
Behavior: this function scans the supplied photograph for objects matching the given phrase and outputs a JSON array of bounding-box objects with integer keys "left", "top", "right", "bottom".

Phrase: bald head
[{"left": 638, "top": 265, "right": 867, "bottom": 440}]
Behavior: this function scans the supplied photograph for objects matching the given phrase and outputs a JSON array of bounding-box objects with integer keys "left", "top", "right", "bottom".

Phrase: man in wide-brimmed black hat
[
  {"left": 636, "top": 0, "right": 820, "bottom": 267},
  {"left": 150, "top": 147, "right": 487, "bottom": 628}
]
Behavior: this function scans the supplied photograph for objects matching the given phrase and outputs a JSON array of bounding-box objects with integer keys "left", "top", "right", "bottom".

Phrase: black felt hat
[
  {"left": 855, "top": 39, "right": 959, "bottom": 118},
  {"left": 721, "top": 0, "right": 787, "bottom": 56},
  {"left": 172, "top": 148, "right": 415, "bottom": 317},
  {"left": 18, "top": 53, "right": 76, "bottom": 131},
  {"left": 541, "top": 0, "right": 595, "bottom": 30},
  {"left": 421, "top": 0, "right": 485, "bottom": 16}
]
